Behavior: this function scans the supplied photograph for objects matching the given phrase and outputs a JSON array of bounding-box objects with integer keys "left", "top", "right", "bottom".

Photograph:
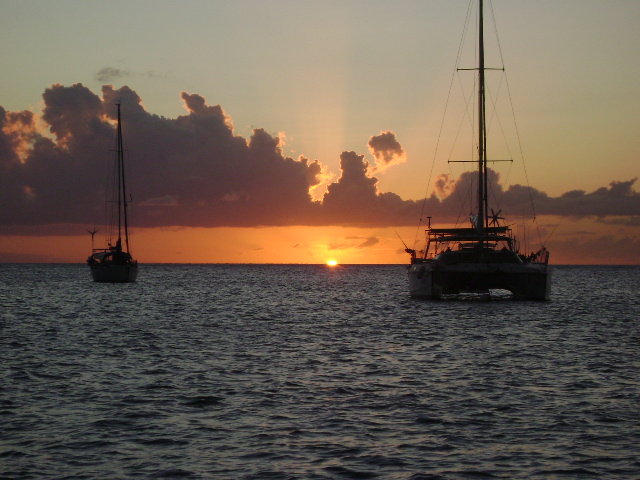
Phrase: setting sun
[{"left": 326, "top": 259, "right": 338, "bottom": 266}]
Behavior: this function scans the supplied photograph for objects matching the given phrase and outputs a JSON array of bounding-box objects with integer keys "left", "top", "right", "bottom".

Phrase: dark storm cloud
[{"left": 1, "top": 84, "right": 638, "bottom": 234}]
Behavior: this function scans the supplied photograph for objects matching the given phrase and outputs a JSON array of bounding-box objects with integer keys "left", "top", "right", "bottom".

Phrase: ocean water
[{"left": 1, "top": 264, "right": 639, "bottom": 479}]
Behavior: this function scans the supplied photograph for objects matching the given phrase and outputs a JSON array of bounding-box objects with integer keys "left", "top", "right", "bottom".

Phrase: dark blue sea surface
[{"left": 1, "top": 264, "right": 639, "bottom": 479}]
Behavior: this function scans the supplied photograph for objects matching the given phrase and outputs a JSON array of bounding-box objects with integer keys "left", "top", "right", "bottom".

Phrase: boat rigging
[{"left": 407, "top": 0, "right": 551, "bottom": 300}]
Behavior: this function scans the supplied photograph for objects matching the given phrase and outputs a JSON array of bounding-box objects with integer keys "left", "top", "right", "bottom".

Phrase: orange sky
[{"left": 2, "top": 217, "right": 638, "bottom": 265}]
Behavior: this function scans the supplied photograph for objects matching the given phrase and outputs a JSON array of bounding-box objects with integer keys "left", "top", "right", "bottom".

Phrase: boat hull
[
  {"left": 408, "top": 261, "right": 551, "bottom": 300},
  {"left": 90, "top": 264, "right": 138, "bottom": 283}
]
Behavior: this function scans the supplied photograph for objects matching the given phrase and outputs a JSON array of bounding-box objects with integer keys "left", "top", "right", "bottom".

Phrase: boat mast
[
  {"left": 477, "top": 0, "right": 487, "bottom": 245},
  {"left": 116, "top": 103, "right": 131, "bottom": 253},
  {"left": 116, "top": 104, "right": 122, "bottom": 247}
]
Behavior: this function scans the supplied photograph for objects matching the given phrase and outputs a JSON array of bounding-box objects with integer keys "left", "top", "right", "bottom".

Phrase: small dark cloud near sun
[
  {"left": 329, "top": 236, "right": 380, "bottom": 250},
  {"left": 346, "top": 236, "right": 380, "bottom": 249}
]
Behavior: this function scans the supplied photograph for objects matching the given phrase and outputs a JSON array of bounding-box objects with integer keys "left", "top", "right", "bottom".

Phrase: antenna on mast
[{"left": 87, "top": 228, "right": 99, "bottom": 251}]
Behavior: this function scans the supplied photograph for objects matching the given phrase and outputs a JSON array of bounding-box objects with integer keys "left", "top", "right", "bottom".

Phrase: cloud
[
  {"left": 1, "top": 84, "right": 639, "bottom": 234},
  {"left": 368, "top": 130, "right": 406, "bottom": 173},
  {"left": 1, "top": 109, "right": 39, "bottom": 162},
  {"left": 95, "top": 67, "right": 130, "bottom": 83},
  {"left": 547, "top": 233, "right": 640, "bottom": 265},
  {"left": 563, "top": 230, "right": 597, "bottom": 236},
  {"left": 1, "top": 84, "right": 326, "bottom": 229},
  {"left": 328, "top": 236, "right": 380, "bottom": 250},
  {"left": 423, "top": 170, "right": 640, "bottom": 223},
  {"left": 500, "top": 177, "right": 640, "bottom": 218},
  {"left": 139, "top": 195, "right": 178, "bottom": 207},
  {"left": 433, "top": 173, "right": 456, "bottom": 200},
  {"left": 351, "top": 236, "right": 380, "bottom": 248},
  {"left": 597, "top": 216, "right": 640, "bottom": 227},
  {"left": 320, "top": 151, "right": 422, "bottom": 226},
  {"left": 95, "top": 67, "right": 166, "bottom": 83}
]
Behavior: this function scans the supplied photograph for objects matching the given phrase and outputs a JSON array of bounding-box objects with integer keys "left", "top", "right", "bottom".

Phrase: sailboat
[
  {"left": 87, "top": 104, "right": 139, "bottom": 283},
  {"left": 407, "top": 0, "right": 550, "bottom": 300}
]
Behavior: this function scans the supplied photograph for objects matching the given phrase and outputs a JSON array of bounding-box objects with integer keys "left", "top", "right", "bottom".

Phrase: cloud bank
[{"left": 1, "top": 84, "right": 638, "bottom": 234}]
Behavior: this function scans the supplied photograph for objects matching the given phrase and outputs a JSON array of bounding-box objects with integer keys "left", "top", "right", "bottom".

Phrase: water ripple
[{"left": 1, "top": 264, "right": 639, "bottom": 478}]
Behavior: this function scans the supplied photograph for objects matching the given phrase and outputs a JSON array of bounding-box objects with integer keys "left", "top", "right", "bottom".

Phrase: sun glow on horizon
[{"left": 326, "top": 259, "right": 338, "bottom": 266}]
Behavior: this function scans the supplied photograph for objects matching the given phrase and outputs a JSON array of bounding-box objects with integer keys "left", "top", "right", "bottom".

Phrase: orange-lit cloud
[
  {"left": 1, "top": 110, "right": 40, "bottom": 162},
  {"left": 368, "top": 130, "right": 407, "bottom": 173}
]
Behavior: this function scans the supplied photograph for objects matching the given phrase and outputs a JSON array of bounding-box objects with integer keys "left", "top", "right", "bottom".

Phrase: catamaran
[
  {"left": 87, "top": 104, "right": 139, "bottom": 283},
  {"left": 407, "top": 0, "right": 550, "bottom": 300}
]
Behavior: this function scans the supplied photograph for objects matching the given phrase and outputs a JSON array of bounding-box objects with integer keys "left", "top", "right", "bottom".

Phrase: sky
[{"left": 1, "top": 0, "right": 639, "bottom": 264}]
